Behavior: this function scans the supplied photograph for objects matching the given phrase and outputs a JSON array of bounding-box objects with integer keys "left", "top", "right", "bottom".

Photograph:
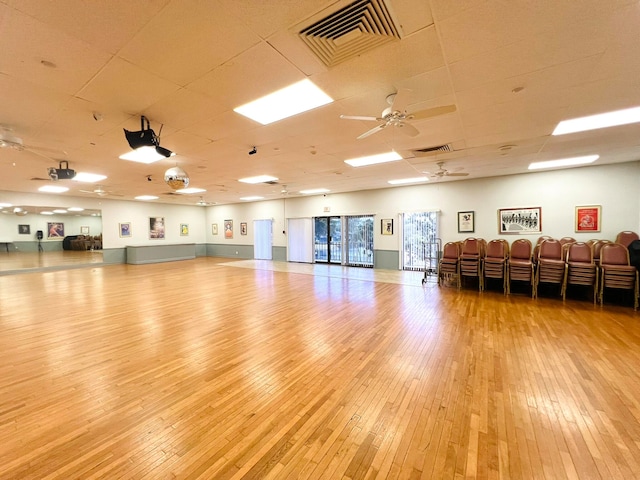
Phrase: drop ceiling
[{"left": 1, "top": 0, "right": 640, "bottom": 206}]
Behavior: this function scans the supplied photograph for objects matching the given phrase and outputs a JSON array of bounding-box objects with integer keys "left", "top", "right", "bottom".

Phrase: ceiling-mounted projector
[{"left": 48, "top": 160, "right": 76, "bottom": 181}]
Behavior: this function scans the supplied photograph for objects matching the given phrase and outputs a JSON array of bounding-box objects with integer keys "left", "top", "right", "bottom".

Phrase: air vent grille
[
  {"left": 413, "top": 144, "right": 452, "bottom": 155},
  {"left": 298, "top": 0, "right": 402, "bottom": 67}
]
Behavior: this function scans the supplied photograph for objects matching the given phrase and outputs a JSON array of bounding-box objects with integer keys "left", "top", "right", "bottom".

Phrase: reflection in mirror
[{"left": 0, "top": 205, "right": 103, "bottom": 274}]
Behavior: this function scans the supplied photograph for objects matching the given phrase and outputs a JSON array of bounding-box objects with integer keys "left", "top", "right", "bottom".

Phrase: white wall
[
  {"left": 2, "top": 161, "right": 639, "bottom": 249},
  {"left": 206, "top": 162, "right": 640, "bottom": 248}
]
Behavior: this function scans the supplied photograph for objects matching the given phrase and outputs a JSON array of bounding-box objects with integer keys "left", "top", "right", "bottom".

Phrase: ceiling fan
[
  {"left": 79, "top": 186, "right": 123, "bottom": 197},
  {"left": 340, "top": 89, "right": 456, "bottom": 140},
  {"left": 425, "top": 162, "right": 469, "bottom": 179},
  {"left": 196, "top": 196, "right": 215, "bottom": 206},
  {"left": 0, "top": 127, "right": 65, "bottom": 160}
]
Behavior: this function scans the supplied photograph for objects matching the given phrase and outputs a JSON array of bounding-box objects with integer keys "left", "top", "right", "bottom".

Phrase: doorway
[{"left": 314, "top": 216, "right": 342, "bottom": 263}]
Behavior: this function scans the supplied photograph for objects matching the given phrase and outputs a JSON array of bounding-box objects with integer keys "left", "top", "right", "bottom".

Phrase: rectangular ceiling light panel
[
  {"left": 553, "top": 106, "right": 640, "bottom": 135},
  {"left": 344, "top": 151, "right": 402, "bottom": 167},
  {"left": 528, "top": 155, "right": 599, "bottom": 170},
  {"left": 234, "top": 79, "right": 333, "bottom": 125}
]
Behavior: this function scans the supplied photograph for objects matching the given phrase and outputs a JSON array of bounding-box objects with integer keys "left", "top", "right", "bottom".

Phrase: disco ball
[{"left": 164, "top": 166, "right": 189, "bottom": 190}]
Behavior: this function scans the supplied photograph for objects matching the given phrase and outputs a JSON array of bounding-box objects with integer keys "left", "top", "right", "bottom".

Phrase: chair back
[
  {"left": 536, "top": 235, "right": 553, "bottom": 245},
  {"left": 442, "top": 242, "right": 460, "bottom": 260},
  {"left": 559, "top": 237, "right": 576, "bottom": 247},
  {"left": 538, "top": 239, "right": 562, "bottom": 260},
  {"left": 485, "top": 239, "right": 507, "bottom": 259},
  {"left": 462, "top": 237, "right": 482, "bottom": 256},
  {"left": 593, "top": 240, "right": 611, "bottom": 261},
  {"left": 510, "top": 239, "right": 532, "bottom": 260},
  {"left": 567, "top": 242, "right": 593, "bottom": 264},
  {"left": 615, "top": 231, "right": 640, "bottom": 248},
  {"left": 600, "top": 243, "right": 630, "bottom": 266}
]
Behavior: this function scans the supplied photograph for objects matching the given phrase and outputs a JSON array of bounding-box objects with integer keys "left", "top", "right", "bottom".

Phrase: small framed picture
[
  {"left": 119, "top": 222, "right": 132, "bottom": 238},
  {"left": 180, "top": 223, "right": 189, "bottom": 236},
  {"left": 381, "top": 218, "right": 393, "bottom": 235},
  {"left": 240, "top": 222, "right": 247, "bottom": 235},
  {"left": 80, "top": 226, "right": 90, "bottom": 234},
  {"left": 212, "top": 223, "right": 218, "bottom": 235},
  {"left": 457, "top": 211, "right": 474, "bottom": 233},
  {"left": 224, "top": 219, "right": 233, "bottom": 239},
  {"left": 575, "top": 205, "right": 601, "bottom": 232},
  {"left": 18, "top": 224, "right": 30, "bottom": 235}
]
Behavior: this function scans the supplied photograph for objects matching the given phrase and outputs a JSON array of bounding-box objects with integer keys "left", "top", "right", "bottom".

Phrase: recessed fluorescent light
[
  {"left": 299, "top": 188, "right": 330, "bottom": 194},
  {"left": 120, "top": 147, "right": 173, "bottom": 164},
  {"left": 238, "top": 175, "right": 278, "bottom": 184},
  {"left": 240, "top": 196, "right": 264, "bottom": 201},
  {"left": 175, "top": 187, "right": 207, "bottom": 194},
  {"left": 52, "top": 209, "right": 67, "bottom": 214},
  {"left": 0, "top": 203, "right": 12, "bottom": 208},
  {"left": 135, "top": 195, "right": 159, "bottom": 201},
  {"left": 67, "top": 207, "right": 84, "bottom": 212},
  {"left": 552, "top": 106, "right": 640, "bottom": 135},
  {"left": 39, "top": 185, "right": 69, "bottom": 193},
  {"left": 528, "top": 155, "right": 599, "bottom": 170},
  {"left": 73, "top": 172, "right": 107, "bottom": 183},
  {"left": 234, "top": 79, "right": 333, "bottom": 125},
  {"left": 388, "top": 177, "right": 429, "bottom": 185},
  {"left": 40, "top": 211, "right": 54, "bottom": 215},
  {"left": 344, "top": 151, "right": 403, "bottom": 167}
]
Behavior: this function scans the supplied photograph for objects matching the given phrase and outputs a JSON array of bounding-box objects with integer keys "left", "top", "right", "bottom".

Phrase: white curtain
[
  {"left": 287, "top": 217, "right": 313, "bottom": 263},
  {"left": 253, "top": 219, "right": 272, "bottom": 260}
]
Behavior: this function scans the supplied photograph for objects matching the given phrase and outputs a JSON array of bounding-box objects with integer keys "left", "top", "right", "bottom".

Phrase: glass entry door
[{"left": 314, "top": 216, "right": 342, "bottom": 263}]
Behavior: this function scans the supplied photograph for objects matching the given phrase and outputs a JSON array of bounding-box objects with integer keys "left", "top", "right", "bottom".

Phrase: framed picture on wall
[
  {"left": 180, "top": 223, "right": 189, "bottom": 236},
  {"left": 240, "top": 222, "right": 247, "bottom": 235},
  {"left": 119, "top": 222, "right": 132, "bottom": 238},
  {"left": 381, "top": 218, "right": 393, "bottom": 235},
  {"left": 224, "top": 219, "right": 233, "bottom": 239},
  {"left": 80, "top": 226, "right": 90, "bottom": 234},
  {"left": 498, "top": 207, "right": 541, "bottom": 234},
  {"left": 212, "top": 223, "right": 218, "bottom": 235},
  {"left": 47, "top": 222, "right": 64, "bottom": 239},
  {"left": 457, "top": 211, "right": 474, "bottom": 233},
  {"left": 18, "top": 224, "right": 30, "bottom": 235},
  {"left": 575, "top": 205, "right": 601, "bottom": 232},
  {"left": 149, "top": 217, "right": 165, "bottom": 239}
]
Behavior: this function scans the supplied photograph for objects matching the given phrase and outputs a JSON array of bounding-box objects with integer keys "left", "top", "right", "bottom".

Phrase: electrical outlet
[{"left": 235, "top": 251, "right": 238, "bottom": 255}]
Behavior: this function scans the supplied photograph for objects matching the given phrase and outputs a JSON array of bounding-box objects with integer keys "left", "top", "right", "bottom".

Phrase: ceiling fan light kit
[{"left": 340, "top": 88, "right": 456, "bottom": 140}]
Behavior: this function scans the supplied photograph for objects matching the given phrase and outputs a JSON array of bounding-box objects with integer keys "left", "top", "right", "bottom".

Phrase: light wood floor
[{"left": 1, "top": 258, "right": 639, "bottom": 479}]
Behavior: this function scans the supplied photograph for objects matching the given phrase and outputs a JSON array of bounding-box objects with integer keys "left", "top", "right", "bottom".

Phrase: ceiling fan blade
[
  {"left": 411, "top": 104, "right": 457, "bottom": 120},
  {"left": 390, "top": 88, "right": 412, "bottom": 113},
  {"left": 340, "top": 114, "right": 380, "bottom": 121},
  {"left": 357, "top": 123, "right": 387, "bottom": 140},
  {"left": 398, "top": 122, "right": 420, "bottom": 137}
]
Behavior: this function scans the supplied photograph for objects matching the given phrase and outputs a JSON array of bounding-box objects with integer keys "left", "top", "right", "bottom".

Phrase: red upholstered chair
[
  {"left": 483, "top": 239, "right": 509, "bottom": 294},
  {"left": 460, "top": 237, "right": 485, "bottom": 290},
  {"left": 438, "top": 242, "right": 461, "bottom": 288},
  {"left": 559, "top": 237, "right": 576, "bottom": 247},
  {"left": 615, "top": 231, "right": 640, "bottom": 248},
  {"left": 599, "top": 243, "right": 639, "bottom": 310},
  {"left": 593, "top": 240, "right": 611, "bottom": 264},
  {"left": 563, "top": 242, "right": 597, "bottom": 303},
  {"left": 535, "top": 239, "right": 565, "bottom": 297},
  {"left": 507, "top": 239, "right": 534, "bottom": 297}
]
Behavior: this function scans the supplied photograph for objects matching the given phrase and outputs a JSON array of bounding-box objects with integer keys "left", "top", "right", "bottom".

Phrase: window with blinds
[
  {"left": 402, "top": 211, "right": 439, "bottom": 271},
  {"left": 345, "top": 215, "right": 374, "bottom": 267}
]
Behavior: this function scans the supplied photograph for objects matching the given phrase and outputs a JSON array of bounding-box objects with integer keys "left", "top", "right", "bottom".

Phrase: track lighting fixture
[{"left": 120, "top": 116, "right": 175, "bottom": 164}]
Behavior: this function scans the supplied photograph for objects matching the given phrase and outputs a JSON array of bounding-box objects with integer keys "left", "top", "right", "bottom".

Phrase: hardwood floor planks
[{"left": 0, "top": 258, "right": 640, "bottom": 478}]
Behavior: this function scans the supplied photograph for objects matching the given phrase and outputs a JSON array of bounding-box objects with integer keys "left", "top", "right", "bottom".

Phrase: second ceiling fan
[{"left": 340, "top": 89, "right": 456, "bottom": 140}]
